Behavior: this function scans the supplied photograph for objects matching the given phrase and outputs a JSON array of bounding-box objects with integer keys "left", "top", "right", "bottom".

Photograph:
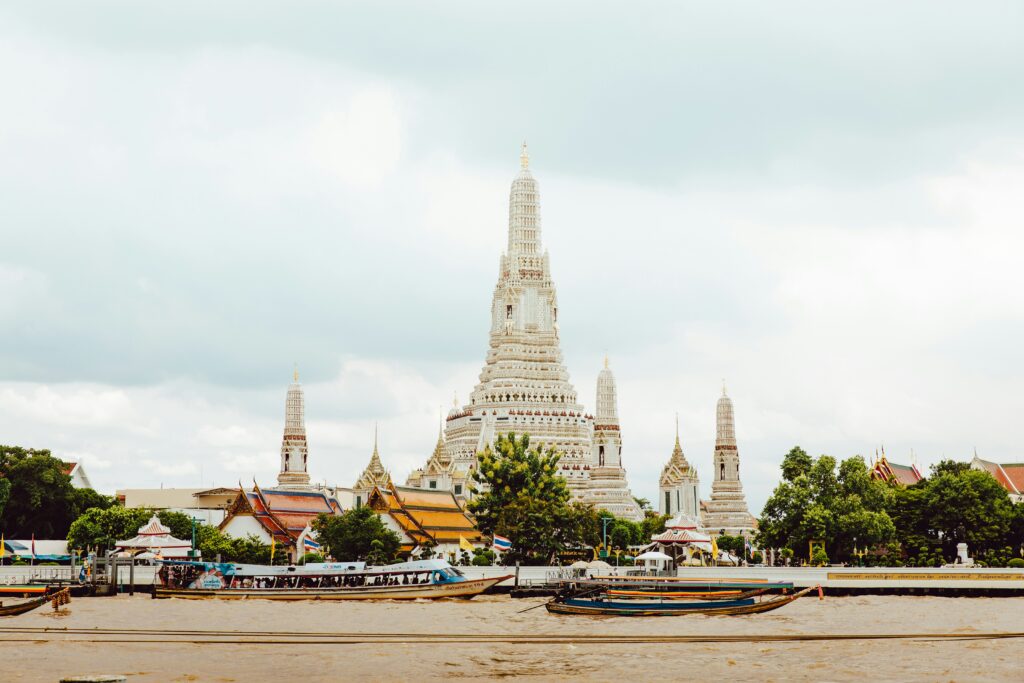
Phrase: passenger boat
[
  {"left": 153, "top": 559, "right": 511, "bottom": 600},
  {"left": 545, "top": 585, "right": 820, "bottom": 616}
]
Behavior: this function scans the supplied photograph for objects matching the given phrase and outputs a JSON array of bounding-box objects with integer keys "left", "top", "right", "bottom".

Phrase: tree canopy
[
  {"left": 311, "top": 506, "right": 401, "bottom": 563},
  {"left": 757, "top": 449, "right": 896, "bottom": 563},
  {"left": 1, "top": 446, "right": 113, "bottom": 538}
]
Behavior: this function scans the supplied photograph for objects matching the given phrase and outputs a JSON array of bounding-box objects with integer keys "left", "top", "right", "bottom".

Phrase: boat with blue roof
[{"left": 153, "top": 558, "right": 510, "bottom": 600}]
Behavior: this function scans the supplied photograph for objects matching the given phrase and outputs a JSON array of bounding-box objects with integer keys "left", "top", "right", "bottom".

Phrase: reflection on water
[{"left": 5, "top": 594, "right": 1024, "bottom": 681}]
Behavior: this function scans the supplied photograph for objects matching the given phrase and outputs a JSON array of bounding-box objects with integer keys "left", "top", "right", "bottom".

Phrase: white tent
[
  {"left": 634, "top": 551, "right": 672, "bottom": 561},
  {"left": 115, "top": 514, "right": 193, "bottom": 559}
]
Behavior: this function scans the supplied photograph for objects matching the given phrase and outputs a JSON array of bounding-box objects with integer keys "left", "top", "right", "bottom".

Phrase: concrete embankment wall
[{"left": 5, "top": 565, "right": 1023, "bottom": 596}]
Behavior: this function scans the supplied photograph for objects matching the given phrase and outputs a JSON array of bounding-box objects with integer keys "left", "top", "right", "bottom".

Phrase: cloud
[{"left": 1, "top": 4, "right": 1023, "bottom": 514}]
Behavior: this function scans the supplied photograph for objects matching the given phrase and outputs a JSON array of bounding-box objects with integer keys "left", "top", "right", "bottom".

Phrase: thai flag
[
  {"left": 492, "top": 535, "right": 512, "bottom": 551},
  {"left": 303, "top": 537, "right": 321, "bottom": 551}
]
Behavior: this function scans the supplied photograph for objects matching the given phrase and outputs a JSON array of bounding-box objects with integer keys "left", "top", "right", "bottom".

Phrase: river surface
[{"left": 3, "top": 593, "right": 1023, "bottom": 682}]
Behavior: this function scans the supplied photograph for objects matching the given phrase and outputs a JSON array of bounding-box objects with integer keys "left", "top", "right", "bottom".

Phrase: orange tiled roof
[
  {"left": 369, "top": 485, "right": 481, "bottom": 546},
  {"left": 1001, "top": 464, "right": 1024, "bottom": 494}
]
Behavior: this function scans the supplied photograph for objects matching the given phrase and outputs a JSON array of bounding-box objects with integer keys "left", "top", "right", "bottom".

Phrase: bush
[
  {"left": 811, "top": 548, "right": 829, "bottom": 566},
  {"left": 1007, "top": 558, "right": 1024, "bottom": 568},
  {"left": 300, "top": 552, "right": 323, "bottom": 564}
]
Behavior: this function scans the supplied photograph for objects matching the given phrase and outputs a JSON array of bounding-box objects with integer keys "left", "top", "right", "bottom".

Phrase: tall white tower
[
  {"left": 701, "top": 384, "right": 756, "bottom": 537},
  {"left": 277, "top": 367, "right": 311, "bottom": 489},
  {"left": 442, "top": 143, "right": 595, "bottom": 496},
  {"left": 584, "top": 358, "right": 643, "bottom": 521}
]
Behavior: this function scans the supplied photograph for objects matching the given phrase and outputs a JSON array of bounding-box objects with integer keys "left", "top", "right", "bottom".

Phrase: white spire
[
  {"left": 595, "top": 357, "right": 618, "bottom": 423},
  {"left": 278, "top": 368, "right": 310, "bottom": 488},
  {"left": 507, "top": 142, "right": 542, "bottom": 257}
]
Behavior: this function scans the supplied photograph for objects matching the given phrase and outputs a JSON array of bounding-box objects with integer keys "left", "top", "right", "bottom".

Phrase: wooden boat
[
  {"left": 545, "top": 585, "right": 819, "bottom": 616},
  {"left": 153, "top": 559, "right": 512, "bottom": 601},
  {"left": 569, "top": 577, "right": 795, "bottom": 595},
  {"left": 0, "top": 587, "right": 69, "bottom": 617},
  {"left": 607, "top": 586, "right": 773, "bottom": 601}
]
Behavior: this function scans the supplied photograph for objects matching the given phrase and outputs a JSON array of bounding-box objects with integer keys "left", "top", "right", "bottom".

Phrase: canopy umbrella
[
  {"left": 634, "top": 551, "right": 672, "bottom": 561},
  {"left": 569, "top": 560, "right": 589, "bottom": 569},
  {"left": 587, "top": 560, "right": 613, "bottom": 571}
]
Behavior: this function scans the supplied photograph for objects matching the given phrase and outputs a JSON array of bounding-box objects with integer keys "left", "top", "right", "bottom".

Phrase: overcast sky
[{"left": 2, "top": 2, "right": 1023, "bottom": 514}]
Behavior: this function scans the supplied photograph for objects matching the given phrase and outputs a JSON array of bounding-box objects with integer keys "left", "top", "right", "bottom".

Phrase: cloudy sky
[{"left": 2, "top": 2, "right": 1023, "bottom": 514}]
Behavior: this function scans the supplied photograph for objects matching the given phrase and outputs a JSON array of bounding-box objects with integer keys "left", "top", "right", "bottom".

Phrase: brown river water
[{"left": 3, "top": 593, "right": 1023, "bottom": 682}]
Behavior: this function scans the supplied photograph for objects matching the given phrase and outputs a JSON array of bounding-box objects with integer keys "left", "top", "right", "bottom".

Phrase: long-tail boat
[
  {"left": 545, "top": 585, "right": 820, "bottom": 616},
  {"left": 153, "top": 559, "right": 511, "bottom": 600},
  {"left": 564, "top": 576, "right": 795, "bottom": 599},
  {"left": 0, "top": 587, "right": 70, "bottom": 617}
]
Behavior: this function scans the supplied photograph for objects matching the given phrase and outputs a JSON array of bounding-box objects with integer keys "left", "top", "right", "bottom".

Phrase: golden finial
[
  {"left": 604, "top": 354, "right": 609, "bottom": 369},
  {"left": 520, "top": 140, "right": 529, "bottom": 169},
  {"left": 293, "top": 363, "right": 299, "bottom": 383}
]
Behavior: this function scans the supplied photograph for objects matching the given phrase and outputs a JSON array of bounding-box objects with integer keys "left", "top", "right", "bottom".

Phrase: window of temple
[
  {"left": 454, "top": 484, "right": 463, "bottom": 495},
  {"left": 664, "top": 491, "right": 671, "bottom": 514},
  {"left": 720, "top": 462, "right": 725, "bottom": 480},
  {"left": 429, "top": 481, "right": 437, "bottom": 489}
]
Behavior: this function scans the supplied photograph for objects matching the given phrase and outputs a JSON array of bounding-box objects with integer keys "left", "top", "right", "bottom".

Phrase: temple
[
  {"left": 970, "top": 454, "right": 1024, "bottom": 503},
  {"left": 869, "top": 451, "right": 924, "bottom": 487},
  {"left": 700, "top": 385, "right": 757, "bottom": 537},
  {"left": 412, "top": 144, "right": 624, "bottom": 503},
  {"left": 406, "top": 411, "right": 472, "bottom": 500},
  {"left": 277, "top": 368, "right": 311, "bottom": 489},
  {"left": 659, "top": 416, "right": 700, "bottom": 520},
  {"left": 581, "top": 359, "right": 643, "bottom": 521},
  {"left": 353, "top": 426, "right": 391, "bottom": 507},
  {"left": 220, "top": 483, "right": 342, "bottom": 562},
  {"left": 367, "top": 484, "right": 483, "bottom": 560}
]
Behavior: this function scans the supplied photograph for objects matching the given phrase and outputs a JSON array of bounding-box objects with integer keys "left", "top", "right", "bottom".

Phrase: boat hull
[
  {"left": 154, "top": 575, "right": 512, "bottom": 601},
  {"left": 545, "top": 586, "right": 816, "bottom": 616}
]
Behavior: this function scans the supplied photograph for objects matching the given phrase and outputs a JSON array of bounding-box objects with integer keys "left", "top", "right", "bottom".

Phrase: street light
[{"left": 601, "top": 517, "right": 612, "bottom": 559}]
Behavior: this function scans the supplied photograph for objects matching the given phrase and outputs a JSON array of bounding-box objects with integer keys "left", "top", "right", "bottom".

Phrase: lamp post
[{"left": 601, "top": 517, "right": 612, "bottom": 559}]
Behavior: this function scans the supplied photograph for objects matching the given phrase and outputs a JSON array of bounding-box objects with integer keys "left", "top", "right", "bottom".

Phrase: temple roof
[
  {"left": 660, "top": 420, "right": 697, "bottom": 486},
  {"left": 368, "top": 484, "right": 481, "bottom": 551},
  {"left": 972, "top": 456, "right": 1024, "bottom": 495},
  {"left": 354, "top": 429, "right": 391, "bottom": 491},
  {"left": 869, "top": 456, "right": 923, "bottom": 486},
  {"left": 220, "top": 484, "right": 342, "bottom": 544}
]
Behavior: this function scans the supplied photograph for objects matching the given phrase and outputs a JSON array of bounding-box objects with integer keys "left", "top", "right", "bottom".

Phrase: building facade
[{"left": 700, "top": 386, "right": 757, "bottom": 537}]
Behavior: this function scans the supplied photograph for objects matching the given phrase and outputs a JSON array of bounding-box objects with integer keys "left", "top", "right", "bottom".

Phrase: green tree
[
  {"left": 311, "top": 506, "right": 401, "bottom": 562},
  {"left": 639, "top": 512, "right": 669, "bottom": 542},
  {"left": 780, "top": 446, "right": 813, "bottom": 482},
  {"left": 66, "top": 506, "right": 151, "bottom": 552},
  {"left": 0, "top": 446, "right": 78, "bottom": 537},
  {"left": 919, "top": 469, "right": 1012, "bottom": 557},
  {"left": 633, "top": 497, "right": 652, "bottom": 512},
  {"left": 758, "top": 451, "right": 895, "bottom": 562},
  {"left": 0, "top": 478, "right": 10, "bottom": 522},
  {"left": 155, "top": 510, "right": 198, "bottom": 541},
  {"left": 468, "top": 433, "right": 584, "bottom": 564},
  {"left": 0, "top": 446, "right": 114, "bottom": 539}
]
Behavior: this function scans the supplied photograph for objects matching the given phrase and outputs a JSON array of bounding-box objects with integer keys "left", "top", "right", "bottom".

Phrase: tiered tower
[
  {"left": 442, "top": 144, "right": 595, "bottom": 495},
  {"left": 659, "top": 416, "right": 701, "bottom": 520},
  {"left": 353, "top": 426, "right": 391, "bottom": 507},
  {"left": 583, "top": 359, "right": 643, "bottom": 521},
  {"left": 701, "top": 385, "right": 757, "bottom": 537},
  {"left": 277, "top": 368, "right": 311, "bottom": 489}
]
